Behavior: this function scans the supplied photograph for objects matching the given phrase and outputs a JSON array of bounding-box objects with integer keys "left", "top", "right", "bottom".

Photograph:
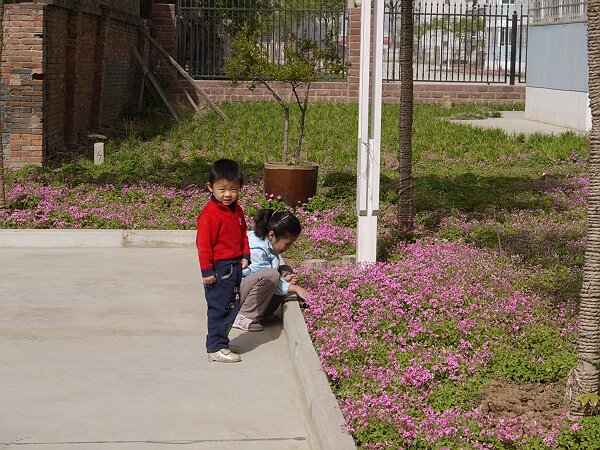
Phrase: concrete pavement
[
  {"left": 450, "top": 110, "right": 584, "bottom": 135},
  {"left": 0, "top": 247, "right": 349, "bottom": 449}
]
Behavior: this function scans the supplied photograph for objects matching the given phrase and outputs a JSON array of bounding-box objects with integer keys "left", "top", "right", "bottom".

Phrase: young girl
[{"left": 233, "top": 209, "right": 309, "bottom": 332}]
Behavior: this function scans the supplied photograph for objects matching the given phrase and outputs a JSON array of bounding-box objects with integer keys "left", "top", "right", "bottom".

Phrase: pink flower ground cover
[
  {"left": 0, "top": 178, "right": 356, "bottom": 259},
  {"left": 0, "top": 180, "right": 204, "bottom": 229},
  {"left": 299, "top": 241, "right": 576, "bottom": 449}
]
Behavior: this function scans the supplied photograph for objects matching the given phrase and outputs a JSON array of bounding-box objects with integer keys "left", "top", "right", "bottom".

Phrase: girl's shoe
[
  {"left": 232, "top": 314, "right": 264, "bottom": 331},
  {"left": 261, "top": 314, "right": 280, "bottom": 323},
  {"left": 208, "top": 348, "right": 241, "bottom": 363}
]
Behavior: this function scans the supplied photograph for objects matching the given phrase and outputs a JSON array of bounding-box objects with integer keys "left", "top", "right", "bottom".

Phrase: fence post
[{"left": 509, "top": 10, "right": 517, "bottom": 85}]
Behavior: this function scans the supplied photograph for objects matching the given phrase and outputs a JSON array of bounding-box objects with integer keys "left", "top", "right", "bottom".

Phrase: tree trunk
[
  {"left": 397, "top": 0, "right": 413, "bottom": 232},
  {"left": 294, "top": 84, "right": 310, "bottom": 164},
  {"left": 283, "top": 106, "right": 290, "bottom": 165},
  {"left": 567, "top": 0, "right": 600, "bottom": 419},
  {"left": 0, "top": 0, "right": 7, "bottom": 208}
]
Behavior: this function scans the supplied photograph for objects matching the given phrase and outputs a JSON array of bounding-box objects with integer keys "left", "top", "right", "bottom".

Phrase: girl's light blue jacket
[{"left": 242, "top": 231, "right": 290, "bottom": 296}]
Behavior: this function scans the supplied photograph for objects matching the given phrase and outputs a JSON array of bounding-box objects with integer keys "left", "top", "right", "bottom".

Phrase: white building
[{"left": 525, "top": 0, "right": 590, "bottom": 131}]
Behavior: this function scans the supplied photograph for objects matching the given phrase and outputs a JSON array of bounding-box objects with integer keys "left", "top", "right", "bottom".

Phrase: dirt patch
[{"left": 479, "top": 379, "right": 568, "bottom": 429}]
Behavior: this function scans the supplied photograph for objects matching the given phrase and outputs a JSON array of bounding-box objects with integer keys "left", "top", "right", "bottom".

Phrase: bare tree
[
  {"left": 567, "top": 0, "right": 600, "bottom": 419},
  {"left": 0, "top": 0, "right": 7, "bottom": 208},
  {"left": 397, "top": 0, "right": 413, "bottom": 232}
]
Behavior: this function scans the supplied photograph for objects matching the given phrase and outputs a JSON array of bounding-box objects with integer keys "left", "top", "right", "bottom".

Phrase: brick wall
[
  {"left": 1, "top": 4, "right": 45, "bottom": 166},
  {"left": 151, "top": 3, "right": 175, "bottom": 58},
  {"left": 101, "top": 18, "right": 141, "bottom": 122},
  {"left": 1, "top": 0, "right": 142, "bottom": 168},
  {"left": 43, "top": 5, "right": 68, "bottom": 158},
  {"left": 99, "top": 0, "right": 140, "bottom": 16},
  {"left": 42, "top": 1, "right": 142, "bottom": 164},
  {"left": 151, "top": 5, "right": 525, "bottom": 107}
]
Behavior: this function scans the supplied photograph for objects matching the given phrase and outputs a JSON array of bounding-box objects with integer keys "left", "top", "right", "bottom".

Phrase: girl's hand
[
  {"left": 241, "top": 258, "right": 249, "bottom": 270},
  {"left": 282, "top": 273, "right": 298, "bottom": 284},
  {"left": 288, "top": 284, "right": 309, "bottom": 300},
  {"left": 203, "top": 275, "right": 216, "bottom": 285}
]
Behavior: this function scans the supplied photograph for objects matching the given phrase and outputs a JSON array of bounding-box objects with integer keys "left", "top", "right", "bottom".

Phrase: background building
[{"left": 526, "top": 0, "right": 590, "bottom": 131}]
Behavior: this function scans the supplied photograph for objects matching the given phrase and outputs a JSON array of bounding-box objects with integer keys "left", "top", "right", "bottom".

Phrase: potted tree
[{"left": 224, "top": 28, "right": 349, "bottom": 205}]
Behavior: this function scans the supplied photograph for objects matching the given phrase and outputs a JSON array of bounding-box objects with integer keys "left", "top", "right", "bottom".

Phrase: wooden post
[
  {"left": 133, "top": 48, "right": 179, "bottom": 120},
  {"left": 184, "top": 88, "right": 203, "bottom": 115},
  {"left": 140, "top": 29, "right": 228, "bottom": 121},
  {"left": 138, "top": 73, "right": 146, "bottom": 112}
]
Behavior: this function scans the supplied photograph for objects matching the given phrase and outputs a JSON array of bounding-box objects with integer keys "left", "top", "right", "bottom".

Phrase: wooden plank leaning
[
  {"left": 140, "top": 28, "right": 228, "bottom": 121},
  {"left": 183, "top": 88, "right": 203, "bottom": 115},
  {"left": 132, "top": 48, "right": 179, "bottom": 120}
]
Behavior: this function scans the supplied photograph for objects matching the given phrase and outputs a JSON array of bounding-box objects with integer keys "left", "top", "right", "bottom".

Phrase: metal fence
[
  {"left": 529, "top": 0, "right": 587, "bottom": 25},
  {"left": 176, "top": 0, "right": 348, "bottom": 79},
  {"left": 386, "top": 2, "right": 527, "bottom": 84},
  {"left": 175, "top": 0, "right": 526, "bottom": 84}
]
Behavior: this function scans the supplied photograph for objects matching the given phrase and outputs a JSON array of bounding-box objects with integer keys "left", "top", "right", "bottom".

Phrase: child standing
[{"left": 196, "top": 159, "right": 250, "bottom": 363}]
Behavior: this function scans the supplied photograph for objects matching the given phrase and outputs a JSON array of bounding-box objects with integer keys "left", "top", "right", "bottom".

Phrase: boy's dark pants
[{"left": 204, "top": 260, "right": 242, "bottom": 353}]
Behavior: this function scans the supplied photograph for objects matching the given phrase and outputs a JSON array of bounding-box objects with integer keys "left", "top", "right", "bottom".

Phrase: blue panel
[{"left": 527, "top": 23, "right": 588, "bottom": 92}]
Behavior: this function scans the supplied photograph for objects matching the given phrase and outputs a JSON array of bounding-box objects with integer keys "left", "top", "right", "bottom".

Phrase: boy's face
[{"left": 207, "top": 179, "right": 241, "bottom": 206}]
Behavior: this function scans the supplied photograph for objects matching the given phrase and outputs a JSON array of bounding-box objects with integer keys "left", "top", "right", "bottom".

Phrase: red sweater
[{"left": 196, "top": 197, "right": 250, "bottom": 277}]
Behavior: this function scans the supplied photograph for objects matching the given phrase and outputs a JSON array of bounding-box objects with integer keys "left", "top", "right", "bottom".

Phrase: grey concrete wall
[{"left": 526, "top": 22, "right": 588, "bottom": 92}]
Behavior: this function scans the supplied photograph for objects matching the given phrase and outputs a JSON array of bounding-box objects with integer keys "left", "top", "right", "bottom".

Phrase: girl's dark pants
[{"left": 204, "top": 259, "right": 242, "bottom": 353}]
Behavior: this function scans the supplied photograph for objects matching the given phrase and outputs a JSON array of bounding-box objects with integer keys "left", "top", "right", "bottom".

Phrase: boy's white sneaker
[{"left": 208, "top": 348, "right": 241, "bottom": 363}]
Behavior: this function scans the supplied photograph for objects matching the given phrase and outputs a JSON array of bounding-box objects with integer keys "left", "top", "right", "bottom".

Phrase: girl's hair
[
  {"left": 209, "top": 159, "right": 243, "bottom": 185},
  {"left": 254, "top": 209, "right": 302, "bottom": 240}
]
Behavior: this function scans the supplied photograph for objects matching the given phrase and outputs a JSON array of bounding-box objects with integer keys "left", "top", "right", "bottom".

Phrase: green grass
[
  {"left": 25, "top": 102, "right": 587, "bottom": 185},
  {"left": 9, "top": 101, "right": 589, "bottom": 272}
]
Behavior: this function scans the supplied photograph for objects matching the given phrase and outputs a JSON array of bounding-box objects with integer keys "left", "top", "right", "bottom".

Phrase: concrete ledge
[
  {"left": 282, "top": 300, "right": 356, "bottom": 450},
  {"left": 123, "top": 230, "right": 196, "bottom": 247},
  {"left": 0, "top": 229, "right": 196, "bottom": 248},
  {"left": 0, "top": 229, "right": 124, "bottom": 248}
]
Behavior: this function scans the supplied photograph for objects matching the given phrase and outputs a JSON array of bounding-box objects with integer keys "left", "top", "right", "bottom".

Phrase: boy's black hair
[
  {"left": 254, "top": 209, "right": 302, "bottom": 240},
  {"left": 208, "top": 159, "right": 244, "bottom": 185}
]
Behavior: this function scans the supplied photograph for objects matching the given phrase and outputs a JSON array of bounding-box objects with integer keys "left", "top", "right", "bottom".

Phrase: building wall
[
  {"left": 526, "top": 86, "right": 591, "bottom": 131},
  {"left": 42, "top": 0, "right": 142, "bottom": 163},
  {"left": 525, "top": 22, "right": 590, "bottom": 130},
  {"left": 43, "top": 6, "right": 69, "bottom": 158},
  {"left": 1, "top": 3, "right": 45, "bottom": 166},
  {"left": 98, "top": 0, "right": 140, "bottom": 16},
  {"left": 152, "top": 4, "right": 525, "bottom": 107},
  {"left": 1, "top": 0, "right": 142, "bottom": 168},
  {"left": 71, "top": 12, "right": 101, "bottom": 145},
  {"left": 101, "top": 16, "right": 142, "bottom": 122},
  {"left": 526, "top": 23, "right": 587, "bottom": 92}
]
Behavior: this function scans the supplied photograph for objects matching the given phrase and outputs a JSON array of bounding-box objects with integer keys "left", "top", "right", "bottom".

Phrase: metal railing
[
  {"left": 385, "top": 2, "right": 527, "bottom": 84},
  {"left": 176, "top": 0, "right": 348, "bottom": 79},
  {"left": 175, "top": 0, "right": 526, "bottom": 84},
  {"left": 529, "top": 0, "right": 587, "bottom": 25}
]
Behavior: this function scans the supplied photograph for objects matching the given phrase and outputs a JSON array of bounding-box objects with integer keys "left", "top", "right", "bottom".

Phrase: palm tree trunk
[
  {"left": 397, "top": 0, "right": 413, "bottom": 232},
  {"left": 567, "top": 0, "right": 600, "bottom": 419},
  {"left": 0, "top": 0, "right": 7, "bottom": 208}
]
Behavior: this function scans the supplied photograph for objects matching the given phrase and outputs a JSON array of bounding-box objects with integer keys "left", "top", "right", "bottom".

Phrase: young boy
[{"left": 196, "top": 159, "right": 250, "bottom": 363}]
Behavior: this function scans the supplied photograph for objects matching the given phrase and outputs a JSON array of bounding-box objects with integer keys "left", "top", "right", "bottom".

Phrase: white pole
[
  {"left": 371, "top": 0, "right": 383, "bottom": 216},
  {"left": 356, "top": 0, "right": 384, "bottom": 263},
  {"left": 357, "top": 0, "right": 371, "bottom": 217}
]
